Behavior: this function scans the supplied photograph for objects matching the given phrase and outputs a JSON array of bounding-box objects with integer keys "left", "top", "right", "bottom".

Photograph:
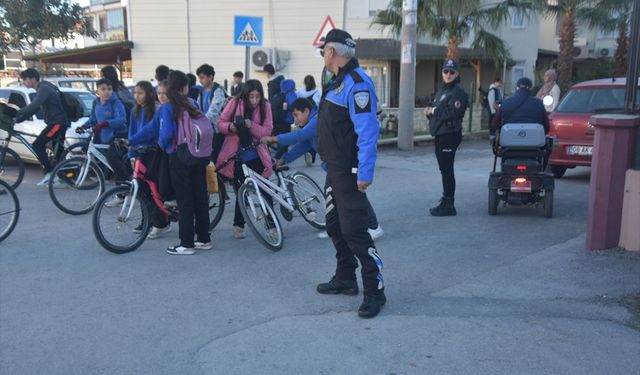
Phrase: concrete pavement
[{"left": 1, "top": 139, "right": 638, "bottom": 374}]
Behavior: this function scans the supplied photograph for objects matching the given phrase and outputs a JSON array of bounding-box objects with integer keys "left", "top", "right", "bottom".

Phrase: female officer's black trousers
[{"left": 434, "top": 131, "right": 462, "bottom": 199}]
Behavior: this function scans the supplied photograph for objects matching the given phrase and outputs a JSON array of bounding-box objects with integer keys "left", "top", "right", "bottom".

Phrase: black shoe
[
  {"left": 358, "top": 290, "right": 387, "bottom": 319},
  {"left": 316, "top": 277, "right": 359, "bottom": 295},
  {"left": 429, "top": 197, "right": 457, "bottom": 216}
]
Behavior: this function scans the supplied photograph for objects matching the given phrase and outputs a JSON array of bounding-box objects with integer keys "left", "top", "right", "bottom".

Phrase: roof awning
[
  {"left": 355, "top": 38, "right": 489, "bottom": 60},
  {"left": 23, "top": 41, "right": 133, "bottom": 65},
  {"left": 538, "top": 48, "right": 559, "bottom": 57}
]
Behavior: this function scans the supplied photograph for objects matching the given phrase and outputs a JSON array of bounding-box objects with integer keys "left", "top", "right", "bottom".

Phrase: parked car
[
  {"left": 548, "top": 77, "right": 640, "bottom": 178},
  {"left": 7, "top": 77, "right": 98, "bottom": 93},
  {"left": 0, "top": 87, "right": 94, "bottom": 163}
]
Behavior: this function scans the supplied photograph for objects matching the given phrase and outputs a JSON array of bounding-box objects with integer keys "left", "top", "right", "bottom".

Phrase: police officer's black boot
[
  {"left": 429, "top": 197, "right": 457, "bottom": 216},
  {"left": 358, "top": 289, "right": 386, "bottom": 319},
  {"left": 317, "top": 277, "right": 359, "bottom": 295}
]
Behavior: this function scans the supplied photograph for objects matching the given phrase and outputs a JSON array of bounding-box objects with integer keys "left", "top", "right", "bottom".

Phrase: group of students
[{"left": 13, "top": 60, "right": 383, "bottom": 255}]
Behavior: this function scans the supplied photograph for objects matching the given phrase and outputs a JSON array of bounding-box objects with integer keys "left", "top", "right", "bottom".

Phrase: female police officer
[{"left": 425, "top": 59, "right": 469, "bottom": 216}]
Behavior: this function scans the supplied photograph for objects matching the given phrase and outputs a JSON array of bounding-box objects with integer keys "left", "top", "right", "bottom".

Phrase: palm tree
[
  {"left": 578, "top": 0, "right": 633, "bottom": 77},
  {"left": 372, "top": 0, "right": 536, "bottom": 64}
]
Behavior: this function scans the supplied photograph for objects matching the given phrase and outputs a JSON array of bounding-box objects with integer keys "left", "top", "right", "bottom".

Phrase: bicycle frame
[
  {"left": 120, "top": 157, "right": 171, "bottom": 220},
  {"left": 1, "top": 130, "right": 50, "bottom": 166},
  {"left": 241, "top": 163, "right": 294, "bottom": 217},
  {"left": 73, "top": 134, "right": 112, "bottom": 188}
]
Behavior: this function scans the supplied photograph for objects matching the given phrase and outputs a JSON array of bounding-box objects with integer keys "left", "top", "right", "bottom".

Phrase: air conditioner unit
[
  {"left": 598, "top": 47, "right": 613, "bottom": 58},
  {"left": 573, "top": 45, "right": 589, "bottom": 59},
  {"left": 251, "top": 47, "right": 288, "bottom": 72}
]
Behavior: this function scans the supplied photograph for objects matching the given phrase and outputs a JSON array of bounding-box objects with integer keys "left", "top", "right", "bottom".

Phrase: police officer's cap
[
  {"left": 442, "top": 59, "right": 459, "bottom": 72},
  {"left": 320, "top": 29, "right": 357, "bottom": 49},
  {"left": 516, "top": 77, "right": 533, "bottom": 89}
]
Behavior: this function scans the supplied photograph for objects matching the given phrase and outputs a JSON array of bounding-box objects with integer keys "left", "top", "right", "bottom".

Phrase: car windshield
[
  {"left": 556, "top": 86, "right": 640, "bottom": 113},
  {"left": 68, "top": 91, "right": 96, "bottom": 117},
  {"left": 28, "top": 91, "right": 95, "bottom": 118}
]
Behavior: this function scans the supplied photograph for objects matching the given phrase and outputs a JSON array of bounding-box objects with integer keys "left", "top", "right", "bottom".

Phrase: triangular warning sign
[
  {"left": 312, "top": 16, "right": 336, "bottom": 46},
  {"left": 238, "top": 22, "right": 259, "bottom": 43}
]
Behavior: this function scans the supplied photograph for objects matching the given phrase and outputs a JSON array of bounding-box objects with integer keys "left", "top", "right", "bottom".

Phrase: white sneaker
[
  {"left": 147, "top": 225, "right": 171, "bottom": 239},
  {"left": 368, "top": 226, "right": 384, "bottom": 241},
  {"left": 166, "top": 245, "right": 195, "bottom": 255},
  {"left": 194, "top": 241, "right": 212, "bottom": 250},
  {"left": 104, "top": 194, "right": 125, "bottom": 208},
  {"left": 36, "top": 173, "right": 51, "bottom": 187},
  {"left": 317, "top": 231, "right": 329, "bottom": 239},
  {"left": 233, "top": 226, "right": 246, "bottom": 239}
]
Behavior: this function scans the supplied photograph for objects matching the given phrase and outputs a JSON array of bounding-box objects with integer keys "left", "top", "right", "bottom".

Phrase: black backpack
[
  {"left": 57, "top": 90, "right": 84, "bottom": 122},
  {"left": 114, "top": 87, "right": 135, "bottom": 127}
]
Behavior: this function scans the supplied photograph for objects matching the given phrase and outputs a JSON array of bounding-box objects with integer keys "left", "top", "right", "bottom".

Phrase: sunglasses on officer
[
  {"left": 442, "top": 69, "right": 458, "bottom": 75},
  {"left": 319, "top": 46, "right": 334, "bottom": 58}
]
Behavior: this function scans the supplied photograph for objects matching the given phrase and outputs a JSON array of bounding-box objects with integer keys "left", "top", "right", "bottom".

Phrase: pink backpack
[{"left": 176, "top": 110, "right": 213, "bottom": 166}]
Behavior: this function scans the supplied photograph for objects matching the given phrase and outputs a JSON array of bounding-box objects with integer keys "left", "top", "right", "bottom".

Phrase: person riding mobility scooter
[{"left": 489, "top": 78, "right": 555, "bottom": 218}]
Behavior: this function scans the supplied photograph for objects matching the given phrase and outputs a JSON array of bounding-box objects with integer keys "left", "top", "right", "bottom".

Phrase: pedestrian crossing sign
[{"left": 234, "top": 16, "right": 263, "bottom": 46}]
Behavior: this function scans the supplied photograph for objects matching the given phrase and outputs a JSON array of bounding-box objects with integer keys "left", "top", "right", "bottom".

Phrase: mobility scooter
[{"left": 488, "top": 123, "right": 555, "bottom": 218}]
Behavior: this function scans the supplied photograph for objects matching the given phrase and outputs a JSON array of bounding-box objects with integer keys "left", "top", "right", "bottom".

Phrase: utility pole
[
  {"left": 398, "top": 0, "right": 417, "bottom": 151},
  {"left": 626, "top": 0, "right": 640, "bottom": 169}
]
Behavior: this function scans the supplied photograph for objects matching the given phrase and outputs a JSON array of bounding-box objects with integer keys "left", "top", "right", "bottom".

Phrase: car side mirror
[{"left": 543, "top": 95, "right": 554, "bottom": 107}]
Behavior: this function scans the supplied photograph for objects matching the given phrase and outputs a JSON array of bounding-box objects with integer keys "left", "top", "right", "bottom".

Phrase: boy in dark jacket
[{"left": 14, "top": 68, "right": 70, "bottom": 186}]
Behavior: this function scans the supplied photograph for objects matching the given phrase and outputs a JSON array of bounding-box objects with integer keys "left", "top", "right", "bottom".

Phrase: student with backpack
[
  {"left": 159, "top": 70, "right": 212, "bottom": 255},
  {"left": 216, "top": 79, "right": 274, "bottom": 240},
  {"left": 272, "top": 78, "right": 296, "bottom": 159},
  {"left": 101, "top": 66, "right": 135, "bottom": 126},
  {"left": 76, "top": 79, "right": 129, "bottom": 188},
  {"left": 14, "top": 68, "right": 73, "bottom": 186},
  {"left": 195, "top": 64, "right": 228, "bottom": 128}
]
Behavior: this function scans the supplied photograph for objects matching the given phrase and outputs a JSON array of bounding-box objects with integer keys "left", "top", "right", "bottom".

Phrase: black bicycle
[{"left": 0, "top": 178, "right": 20, "bottom": 243}]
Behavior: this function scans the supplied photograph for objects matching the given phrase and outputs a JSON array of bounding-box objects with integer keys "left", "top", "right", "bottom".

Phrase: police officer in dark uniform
[
  {"left": 316, "top": 29, "right": 385, "bottom": 319},
  {"left": 425, "top": 59, "right": 469, "bottom": 216}
]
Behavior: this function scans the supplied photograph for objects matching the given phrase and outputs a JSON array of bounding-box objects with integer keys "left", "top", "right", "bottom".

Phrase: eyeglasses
[{"left": 442, "top": 69, "right": 457, "bottom": 75}]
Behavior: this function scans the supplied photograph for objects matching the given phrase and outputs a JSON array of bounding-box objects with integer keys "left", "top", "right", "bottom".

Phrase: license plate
[
  {"left": 568, "top": 145, "right": 593, "bottom": 156},
  {"left": 511, "top": 180, "right": 532, "bottom": 193}
]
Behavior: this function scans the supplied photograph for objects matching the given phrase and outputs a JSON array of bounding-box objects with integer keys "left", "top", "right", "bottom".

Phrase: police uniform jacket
[
  {"left": 317, "top": 59, "right": 379, "bottom": 183},
  {"left": 428, "top": 78, "right": 469, "bottom": 137}
]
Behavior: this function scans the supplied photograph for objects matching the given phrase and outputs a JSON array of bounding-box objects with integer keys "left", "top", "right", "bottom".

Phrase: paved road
[{"left": 1, "top": 139, "right": 639, "bottom": 375}]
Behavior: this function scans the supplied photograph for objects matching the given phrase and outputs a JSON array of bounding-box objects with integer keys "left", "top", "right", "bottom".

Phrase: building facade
[{"left": 127, "top": 0, "right": 620, "bottom": 107}]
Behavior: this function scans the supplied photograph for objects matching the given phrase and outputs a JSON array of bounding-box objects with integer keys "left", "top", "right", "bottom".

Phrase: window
[
  {"left": 511, "top": 62, "right": 525, "bottom": 90},
  {"left": 511, "top": 8, "right": 527, "bottom": 29},
  {"left": 362, "top": 64, "right": 389, "bottom": 106},
  {"left": 107, "top": 9, "right": 124, "bottom": 31},
  {"left": 555, "top": 87, "right": 640, "bottom": 113}
]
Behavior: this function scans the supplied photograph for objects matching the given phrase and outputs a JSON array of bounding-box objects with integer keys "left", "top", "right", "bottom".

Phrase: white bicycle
[
  {"left": 48, "top": 129, "right": 113, "bottom": 215},
  {"left": 229, "top": 151, "right": 326, "bottom": 251}
]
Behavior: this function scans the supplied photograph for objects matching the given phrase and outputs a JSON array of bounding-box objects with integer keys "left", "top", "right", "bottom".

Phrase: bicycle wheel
[
  {"left": 0, "top": 179, "right": 20, "bottom": 242},
  {"left": 0, "top": 147, "right": 24, "bottom": 190},
  {"left": 49, "top": 157, "right": 105, "bottom": 215},
  {"left": 289, "top": 171, "right": 326, "bottom": 229},
  {"left": 92, "top": 185, "right": 151, "bottom": 254},
  {"left": 208, "top": 178, "right": 225, "bottom": 230},
  {"left": 237, "top": 183, "right": 283, "bottom": 251}
]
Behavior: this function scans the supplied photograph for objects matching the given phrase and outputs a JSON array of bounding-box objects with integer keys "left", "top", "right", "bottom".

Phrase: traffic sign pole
[{"left": 245, "top": 46, "right": 251, "bottom": 80}]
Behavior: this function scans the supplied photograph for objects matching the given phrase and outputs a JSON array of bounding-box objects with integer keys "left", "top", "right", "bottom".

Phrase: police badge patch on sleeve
[{"left": 354, "top": 91, "right": 371, "bottom": 113}]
